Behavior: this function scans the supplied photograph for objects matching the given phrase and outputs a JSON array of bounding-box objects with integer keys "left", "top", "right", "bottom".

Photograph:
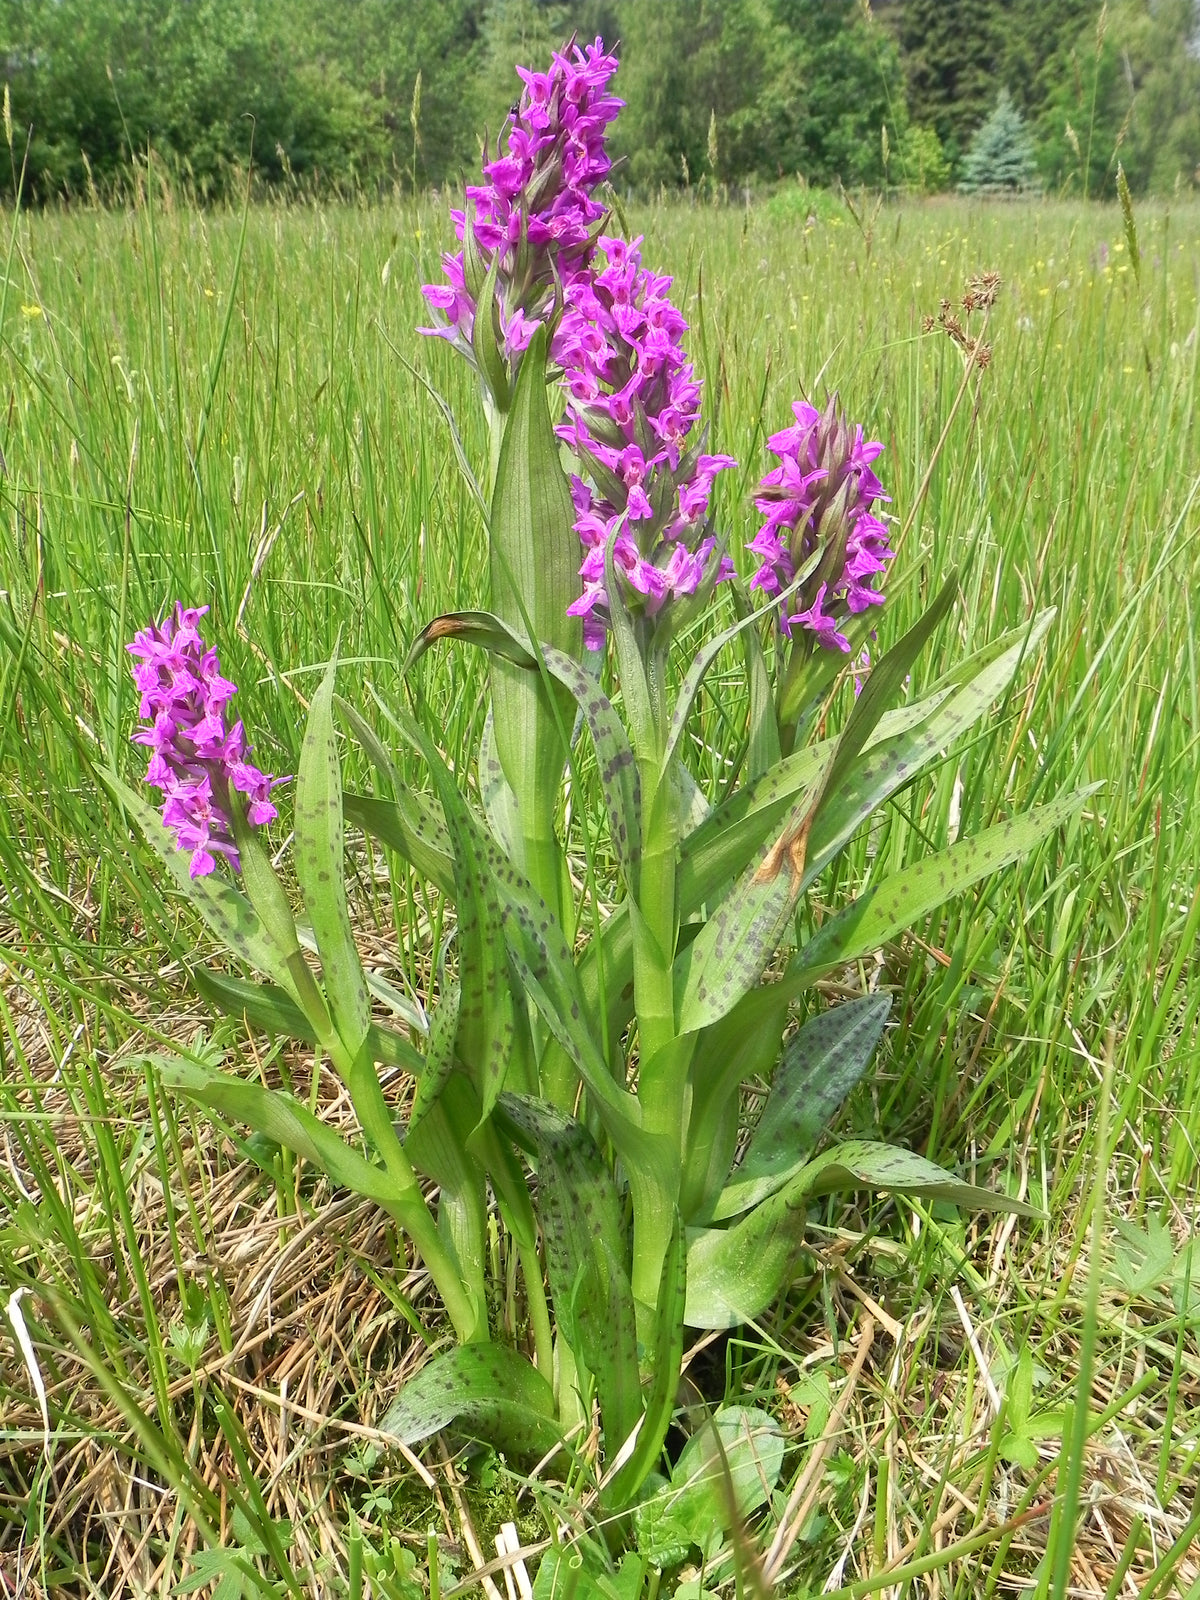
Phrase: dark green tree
[
  {"left": 957, "top": 88, "right": 1039, "bottom": 193},
  {"left": 893, "top": 0, "right": 1007, "bottom": 170}
]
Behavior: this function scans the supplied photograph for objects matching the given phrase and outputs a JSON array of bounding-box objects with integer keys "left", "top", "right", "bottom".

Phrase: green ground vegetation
[{"left": 1, "top": 189, "right": 1199, "bottom": 1595}]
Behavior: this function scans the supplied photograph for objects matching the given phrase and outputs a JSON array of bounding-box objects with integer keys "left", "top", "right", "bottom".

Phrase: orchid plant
[{"left": 106, "top": 36, "right": 1090, "bottom": 1551}]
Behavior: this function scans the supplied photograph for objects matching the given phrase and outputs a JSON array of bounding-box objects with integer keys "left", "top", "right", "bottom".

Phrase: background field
[{"left": 1, "top": 191, "right": 1199, "bottom": 1596}]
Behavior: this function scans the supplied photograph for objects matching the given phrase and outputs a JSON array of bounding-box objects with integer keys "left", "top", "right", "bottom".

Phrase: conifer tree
[{"left": 958, "top": 88, "right": 1040, "bottom": 195}]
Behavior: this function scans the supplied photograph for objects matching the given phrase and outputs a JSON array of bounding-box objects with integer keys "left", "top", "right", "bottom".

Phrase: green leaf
[
  {"left": 603, "top": 526, "right": 657, "bottom": 759},
  {"left": 192, "top": 967, "right": 422, "bottom": 1073},
  {"left": 675, "top": 785, "right": 821, "bottom": 1036},
  {"left": 471, "top": 254, "right": 510, "bottom": 410},
  {"left": 404, "top": 609, "right": 537, "bottom": 675},
  {"left": 800, "top": 606, "right": 1058, "bottom": 883},
  {"left": 102, "top": 771, "right": 293, "bottom": 992},
  {"left": 342, "top": 791, "right": 455, "bottom": 900},
  {"left": 813, "top": 571, "right": 959, "bottom": 817},
  {"left": 295, "top": 657, "right": 371, "bottom": 1058},
  {"left": 660, "top": 580, "right": 796, "bottom": 777},
  {"left": 409, "top": 982, "right": 459, "bottom": 1131},
  {"left": 712, "top": 995, "right": 890, "bottom": 1221},
  {"left": 806, "top": 1139, "right": 1043, "bottom": 1217},
  {"left": 156, "top": 1055, "right": 398, "bottom": 1206},
  {"left": 488, "top": 322, "right": 580, "bottom": 876},
  {"left": 497, "top": 1094, "right": 642, "bottom": 1452},
  {"left": 409, "top": 613, "right": 641, "bottom": 883},
  {"left": 676, "top": 597, "right": 1060, "bottom": 1036},
  {"left": 740, "top": 589, "right": 782, "bottom": 783},
  {"left": 787, "top": 788, "right": 1100, "bottom": 987},
  {"left": 336, "top": 694, "right": 458, "bottom": 895},
  {"left": 403, "top": 1075, "right": 489, "bottom": 1296},
  {"left": 684, "top": 1182, "right": 812, "bottom": 1331},
  {"left": 605, "top": 1210, "right": 686, "bottom": 1508},
  {"left": 479, "top": 710, "right": 522, "bottom": 858},
  {"left": 433, "top": 775, "right": 515, "bottom": 1127},
  {"left": 635, "top": 1406, "right": 785, "bottom": 1565},
  {"left": 377, "top": 1343, "right": 563, "bottom": 1463},
  {"left": 681, "top": 984, "right": 792, "bottom": 1225}
]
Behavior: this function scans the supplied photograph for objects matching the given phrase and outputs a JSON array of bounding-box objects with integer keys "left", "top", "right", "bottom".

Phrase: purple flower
[
  {"left": 128, "top": 604, "right": 286, "bottom": 878},
  {"left": 747, "top": 397, "right": 894, "bottom": 652},
  {"left": 554, "top": 235, "right": 737, "bottom": 647},
  {"left": 420, "top": 37, "right": 622, "bottom": 375}
]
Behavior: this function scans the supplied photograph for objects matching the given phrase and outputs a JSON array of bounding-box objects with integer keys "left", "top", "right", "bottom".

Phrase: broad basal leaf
[{"left": 377, "top": 1343, "right": 563, "bottom": 1462}]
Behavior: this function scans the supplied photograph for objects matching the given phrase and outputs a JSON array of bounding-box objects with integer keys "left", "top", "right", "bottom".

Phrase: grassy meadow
[{"left": 1, "top": 187, "right": 1199, "bottom": 1596}]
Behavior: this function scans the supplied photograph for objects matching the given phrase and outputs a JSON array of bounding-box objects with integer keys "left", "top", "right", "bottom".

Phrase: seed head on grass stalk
[{"left": 128, "top": 603, "right": 286, "bottom": 878}]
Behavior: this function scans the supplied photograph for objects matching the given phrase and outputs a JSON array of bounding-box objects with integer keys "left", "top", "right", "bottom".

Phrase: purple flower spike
[
  {"left": 128, "top": 604, "right": 286, "bottom": 878},
  {"left": 747, "top": 396, "right": 894, "bottom": 652},
  {"left": 554, "top": 235, "right": 737, "bottom": 647},
  {"left": 420, "top": 37, "right": 622, "bottom": 375}
]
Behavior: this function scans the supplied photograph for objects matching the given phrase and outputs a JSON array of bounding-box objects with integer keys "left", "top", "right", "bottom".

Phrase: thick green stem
[
  {"left": 338, "top": 1044, "right": 485, "bottom": 1342},
  {"left": 628, "top": 733, "right": 691, "bottom": 1329}
]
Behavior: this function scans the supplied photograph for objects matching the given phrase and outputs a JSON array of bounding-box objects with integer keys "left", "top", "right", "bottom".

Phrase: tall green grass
[{"left": 2, "top": 191, "right": 1198, "bottom": 1596}]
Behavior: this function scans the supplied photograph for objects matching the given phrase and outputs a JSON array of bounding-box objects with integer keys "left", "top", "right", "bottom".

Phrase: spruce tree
[{"left": 958, "top": 89, "right": 1039, "bottom": 195}]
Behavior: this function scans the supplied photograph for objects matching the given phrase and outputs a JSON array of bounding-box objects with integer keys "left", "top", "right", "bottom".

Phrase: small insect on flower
[{"left": 127, "top": 604, "right": 287, "bottom": 878}]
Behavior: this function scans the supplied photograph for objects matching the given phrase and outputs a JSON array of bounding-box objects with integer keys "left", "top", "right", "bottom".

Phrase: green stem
[
  {"left": 628, "top": 734, "right": 690, "bottom": 1325},
  {"left": 339, "top": 1043, "right": 484, "bottom": 1342}
]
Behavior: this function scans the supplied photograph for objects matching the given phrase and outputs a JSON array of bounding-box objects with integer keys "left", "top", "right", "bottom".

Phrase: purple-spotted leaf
[
  {"left": 791, "top": 787, "right": 1098, "bottom": 985},
  {"left": 807, "top": 1139, "right": 1043, "bottom": 1216},
  {"left": 675, "top": 790, "right": 820, "bottom": 1036},
  {"left": 295, "top": 657, "right": 371, "bottom": 1059},
  {"left": 498, "top": 1094, "right": 642, "bottom": 1453},
  {"left": 711, "top": 994, "right": 890, "bottom": 1221},
  {"left": 378, "top": 1344, "right": 563, "bottom": 1462}
]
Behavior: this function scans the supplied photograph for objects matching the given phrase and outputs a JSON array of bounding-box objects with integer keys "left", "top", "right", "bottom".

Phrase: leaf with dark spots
[
  {"left": 791, "top": 788, "right": 1099, "bottom": 986},
  {"left": 497, "top": 1094, "right": 641, "bottom": 1452},
  {"left": 712, "top": 994, "right": 891, "bottom": 1221},
  {"left": 676, "top": 795, "right": 815, "bottom": 1035},
  {"left": 806, "top": 1139, "right": 1044, "bottom": 1217},
  {"left": 344, "top": 791, "right": 456, "bottom": 899},
  {"left": 409, "top": 983, "right": 459, "bottom": 1131},
  {"left": 377, "top": 1343, "right": 563, "bottom": 1462}
]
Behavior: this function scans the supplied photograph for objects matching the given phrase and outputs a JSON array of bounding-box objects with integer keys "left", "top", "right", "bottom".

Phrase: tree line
[{"left": 2, "top": 0, "right": 1197, "bottom": 204}]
